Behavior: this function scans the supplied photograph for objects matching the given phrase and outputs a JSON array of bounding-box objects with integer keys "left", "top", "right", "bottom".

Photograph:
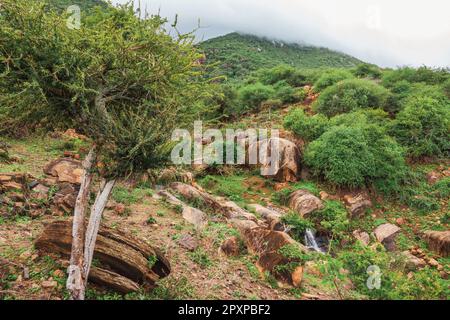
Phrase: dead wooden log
[
  {"left": 89, "top": 267, "right": 139, "bottom": 294},
  {"left": 36, "top": 220, "right": 170, "bottom": 293},
  {"left": 423, "top": 230, "right": 450, "bottom": 257},
  {"left": 84, "top": 179, "right": 116, "bottom": 286},
  {"left": 67, "top": 148, "right": 95, "bottom": 300}
]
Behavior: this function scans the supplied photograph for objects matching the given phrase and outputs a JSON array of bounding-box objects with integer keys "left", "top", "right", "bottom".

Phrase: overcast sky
[{"left": 111, "top": 0, "right": 450, "bottom": 68}]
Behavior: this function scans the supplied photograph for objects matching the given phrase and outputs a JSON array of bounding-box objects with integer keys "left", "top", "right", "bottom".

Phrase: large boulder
[
  {"left": 401, "top": 251, "right": 426, "bottom": 271},
  {"left": 374, "top": 223, "right": 401, "bottom": 251},
  {"left": 43, "top": 158, "right": 84, "bottom": 185},
  {"left": 256, "top": 138, "right": 302, "bottom": 182},
  {"left": 289, "top": 190, "right": 324, "bottom": 217},
  {"left": 423, "top": 230, "right": 450, "bottom": 257}
]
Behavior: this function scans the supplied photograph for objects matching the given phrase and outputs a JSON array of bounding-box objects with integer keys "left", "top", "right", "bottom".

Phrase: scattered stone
[
  {"left": 352, "top": 230, "right": 370, "bottom": 246},
  {"left": 177, "top": 234, "right": 198, "bottom": 252},
  {"left": 374, "top": 223, "right": 401, "bottom": 251},
  {"left": 396, "top": 217, "right": 406, "bottom": 226},
  {"left": 273, "top": 182, "right": 289, "bottom": 192},
  {"left": 43, "top": 158, "right": 84, "bottom": 185},
  {"left": 220, "top": 237, "right": 240, "bottom": 257},
  {"left": 401, "top": 251, "right": 426, "bottom": 271},
  {"left": 182, "top": 206, "right": 207, "bottom": 229},
  {"left": 53, "top": 269, "right": 65, "bottom": 278},
  {"left": 32, "top": 184, "right": 49, "bottom": 195},
  {"left": 289, "top": 190, "right": 324, "bottom": 217},
  {"left": 426, "top": 171, "right": 442, "bottom": 185},
  {"left": 114, "top": 203, "right": 126, "bottom": 215},
  {"left": 343, "top": 193, "right": 372, "bottom": 219},
  {"left": 422, "top": 230, "right": 450, "bottom": 257},
  {"left": 41, "top": 280, "right": 58, "bottom": 289}
]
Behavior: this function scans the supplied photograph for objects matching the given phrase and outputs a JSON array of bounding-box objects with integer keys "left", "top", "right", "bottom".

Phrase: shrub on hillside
[
  {"left": 382, "top": 66, "right": 449, "bottom": 88},
  {"left": 313, "top": 69, "right": 354, "bottom": 92},
  {"left": 283, "top": 108, "right": 329, "bottom": 142},
  {"left": 443, "top": 78, "right": 450, "bottom": 98},
  {"left": 304, "top": 124, "right": 408, "bottom": 192},
  {"left": 237, "top": 82, "right": 274, "bottom": 112},
  {"left": 273, "top": 81, "right": 306, "bottom": 104},
  {"left": 313, "top": 79, "right": 391, "bottom": 117},
  {"left": 352, "top": 63, "right": 382, "bottom": 79},
  {"left": 389, "top": 96, "right": 450, "bottom": 158},
  {"left": 258, "top": 65, "right": 309, "bottom": 87}
]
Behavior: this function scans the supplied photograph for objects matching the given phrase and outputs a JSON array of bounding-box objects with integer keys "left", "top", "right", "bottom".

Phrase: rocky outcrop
[
  {"left": 401, "top": 251, "right": 426, "bottom": 271},
  {"left": 423, "top": 230, "right": 450, "bottom": 257},
  {"left": 219, "top": 237, "right": 240, "bottom": 257},
  {"left": 249, "top": 204, "right": 284, "bottom": 231},
  {"left": 289, "top": 190, "right": 324, "bottom": 217},
  {"left": 43, "top": 158, "right": 84, "bottom": 185},
  {"left": 257, "top": 138, "right": 302, "bottom": 182},
  {"left": 343, "top": 193, "right": 372, "bottom": 219},
  {"left": 352, "top": 230, "right": 370, "bottom": 246},
  {"left": 374, "top": 223, "right": 401, "bottom": 251}
]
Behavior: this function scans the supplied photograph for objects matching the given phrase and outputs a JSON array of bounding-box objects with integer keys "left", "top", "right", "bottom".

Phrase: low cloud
[{"left": 112, "top": 0, "right": 450, "bottom": 68}]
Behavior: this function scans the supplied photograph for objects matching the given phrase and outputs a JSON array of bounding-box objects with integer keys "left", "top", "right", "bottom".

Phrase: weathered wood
[
  {"left": 89, "top": 267, "right": 140, "bottom": 294},
  {"left": 37, "top": 219, "right": 170, "bottom": 293},
  {"left": 67, "top": 148, "right": 95, "bottom": 300},
  {"left": 84, "top": 179, "right": 116, "bottom": 286}
]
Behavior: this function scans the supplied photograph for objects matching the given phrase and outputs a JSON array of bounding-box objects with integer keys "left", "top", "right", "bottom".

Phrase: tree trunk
[
  {"left": 84, "top": 179, "right": 116, "bottom": 286},
  {"left": 66, "top": 148, "right": 96, "bottom": 300}
]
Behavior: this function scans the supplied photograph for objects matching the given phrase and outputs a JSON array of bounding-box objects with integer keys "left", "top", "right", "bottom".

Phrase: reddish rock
[
  {"left": 43, "top": 158, "right": 84, "bottom": 185},
  {"left": 374, "top": 223, "right": 401, "bottom": 251},
  {"left": 114, "top": 203, "right": 126, "bottom": 215},
  {"left": 220, "top": 237, "right": 240, "bottom": 257},
  {"left": 353, "top": 230, "right": 370, "bottom": 246},
  {"left": 426, "top": 171, "right": 442, "bottom": 185},
  {"left": 423, "top": 230, "right": 450, "bottom": 257},
  {"left": 344, "top": 193, "right": 372, "bottom": 219},
  {"left": 289, "top": 190, "right": 324, "bottom": 217},
  {"left": 178, "top": 234, "right": 199, "bottom": 252}
]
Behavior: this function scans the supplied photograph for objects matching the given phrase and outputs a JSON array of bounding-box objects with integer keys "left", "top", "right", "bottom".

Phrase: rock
[
  {"left": 426, "top": 171, "right": 442, "bottom": 185},
  {"left": 220, "top": 237, "right": 240, "bottom": 257},
  {"left": 41, "top": 280, "right": 58, "bottom": 289},
  {"left": 401, "top": 251, "right": 426, "bottom": 271},
  {"left": 178, "top": 234, "right": 198, "bottom": 252},
  {"left": 422, "top": 230, "right": 450, "bottom": 257},
  {"left": 182, "top": 206, "right": 207, "bottom": 229},
  {"left": 319, "top": 191, "right": 329, "bottom": 200},
  {"left": 2, "top": 181, "right": 23, "bottom": 192},
  {"left": 43, "top": 158, "right": 84, "bottom": 185},
  {"left": 248, "top": 204, "right": 283, "bottom": 231},
  {"left": 114, "top": 203, "right": 126, "bottom": 215},
  {"left": 53, "top": 269, "right": 65, "bottom": 278},
  {"left": 256, "top": 138, "right": 302, "bottom": 182},
  {"left": 428, "top": 258, "right": 439, "bottom": 268},
  {"left": 273, "top": 182, "right": 289, "bottom": 191},
  {"left": 344, "top": 193, "right": 372, "bottom": 219},
  {"left": 289, "top": 190, "right": 324, "bottom": 217},
  {"left": 442, "top": 169, "right": 450, "bottom": 177},
  {"left": 63, "top": 129, "right": 88, "bottom": 141},
  {"left": 32, "top": 184, "right": 49, "bottom": 195},
  {"left": 352, "top": 230, "right": 370, "bottom": 246},
  {"left": 374, "top": 223, "right": 401, "bottom": 251},
  {"left": 395, "top": 217, "right": 406, "bottom": 226}
]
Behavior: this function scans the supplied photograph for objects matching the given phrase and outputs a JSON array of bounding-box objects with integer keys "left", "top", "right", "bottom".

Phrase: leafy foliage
[
  {"left": 0, "top": 0, "right": 212, "bottom": 177},
  {"left": 389, "top": 96, "right": 450, "bottom": 158},
  {"left": 284, "top": 109, "right": 329, "bottom": 142},
  {"left": 352, "top": 63, "right": 382, "bottom": 79},
  {"left": 304, "top": 121, "right": 408, "bottom": 192},
  {"left": 314, "top": 69, "right": 354, "bottom": 92},
  {"left": 314, "top": 79, "right": 391, "bottom": 117}
]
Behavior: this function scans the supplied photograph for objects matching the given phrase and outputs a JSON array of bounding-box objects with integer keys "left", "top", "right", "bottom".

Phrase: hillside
[
  {"left": 199, "top": 33, "right": 362, "bottom": 79},
  {"left": 45, "top": 0, "right": 107, "bottom": 11}
]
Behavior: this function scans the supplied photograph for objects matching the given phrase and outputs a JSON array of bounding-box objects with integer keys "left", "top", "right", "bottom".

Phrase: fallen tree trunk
[{"left": 36, "top": 220, "right": 170, "bottom": 293}]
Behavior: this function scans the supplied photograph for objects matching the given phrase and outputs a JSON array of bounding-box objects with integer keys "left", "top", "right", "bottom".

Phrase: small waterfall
[{"left": 304, "top": 228, "right": 325, "bottom": 254}]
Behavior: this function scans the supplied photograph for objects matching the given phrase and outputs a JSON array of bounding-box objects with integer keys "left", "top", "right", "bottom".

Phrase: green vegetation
[
  {"left": 314, "top": 69, "right": 355, "bottom": 91},
  {"left": 199, "top": 33, "right": 361, "bottom": 80},
  {"left": 314, "top": 79, "right": 391, "bottom": 117}
]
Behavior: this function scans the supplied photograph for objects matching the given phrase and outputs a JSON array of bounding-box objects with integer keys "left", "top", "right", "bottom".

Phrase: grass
[{"left": 111, "top": 186, "right": 153, "bottom": 205}]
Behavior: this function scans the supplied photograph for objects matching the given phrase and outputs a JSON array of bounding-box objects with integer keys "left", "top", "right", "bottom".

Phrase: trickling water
[{"left": 304, "top": 229, "right": 325, "bottom": 254}]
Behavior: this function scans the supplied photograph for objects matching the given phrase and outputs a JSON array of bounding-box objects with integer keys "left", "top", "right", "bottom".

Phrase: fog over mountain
[{"left": 111, "top": 0, "right": 450, "bottom": 68}]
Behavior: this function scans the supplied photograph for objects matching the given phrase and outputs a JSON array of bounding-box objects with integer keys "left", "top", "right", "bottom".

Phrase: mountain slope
[
  {"left": 199, "top": 33, "right": 362, "bottom": 79},
  {"left": 45, "top": 0, "right": 107, "bottom": 12}
]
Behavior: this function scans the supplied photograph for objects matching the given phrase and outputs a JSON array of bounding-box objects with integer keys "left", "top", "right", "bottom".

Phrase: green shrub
[
  {"left": 258, "top": 65, "right": 309, "bottom": 87},
  {"left": 352, "top": 63, "right": 382, "bottom": 79},
  {"left": 238, "top": 82, "right": 275, "bottom": 112},
  {"left": 314, "top": 69, "right": 354, "bottom": 92},
  {"left": 389, "top": 96, "right": 450, "bottom": 158},
  {"left": 304, "top": 124, "right": 408, "bottom": 192},
  {"left": 314, "top": 79, "right": 391, "bottom": 117},
  {"left": 382, "top": 66, "right": 449, "bottom": 88},
  {"left": 281, "top": 212, "right": 314, "bottom": 242},
  {"left": 273, "top": 81, "right": 299, "bottom": 104},
  {"left": 313, "top": 201, "right": 350, "bottom": 239},
  {"left": 261, "top": 99, "right": 283, "bottom": 110},
  {"left": 272, "top": 181, "right": 320, "bottom": 205},
  {"left": 283, "top": 108, "right": 329, "bottom": 142},
  {"left": 443, "top": 78, "right": 450, "bottom": 98},
  {"left": 432, "top": 177, "right": 450, "bottom": 199}
]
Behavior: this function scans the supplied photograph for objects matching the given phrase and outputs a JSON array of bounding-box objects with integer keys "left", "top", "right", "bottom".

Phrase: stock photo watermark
[{"left": 66, "top": 5, "right": 81, "bottom": 30}]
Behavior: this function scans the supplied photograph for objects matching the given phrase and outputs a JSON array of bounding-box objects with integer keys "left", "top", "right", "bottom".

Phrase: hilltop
[{"left": 199, "top": 32, "right": 362, "bottom": 79}]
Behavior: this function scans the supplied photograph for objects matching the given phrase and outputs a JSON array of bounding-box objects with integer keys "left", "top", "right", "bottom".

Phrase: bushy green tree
[
  {"left": 314, "top": 79, "right": 391, "bottom": 117},
  {"left": 0, "top": 0, "right": 211, "bottom": 176},
  {"left": 284, "top": 108, "right": 329, "bottom": 142},
  {"left": 389, "top": 96, "right": 450, "bottom": 158},
  {"left": 304, "top": 122, "right": 408, "bottom": 192},
  {"left": 237, "top": 82, "right": 274, "bottom": 112},
  {"left": 313, "top": 69, "right": 354, "bottom": 92},
  {"left": 352, "top": 63, "right": 382, "bottom": 79},
  {"left": 258, "top": 65, "right": 310, "bottom": 87},
  {"left": 382, "top": 66, "right": 449, "bottom": 88}
]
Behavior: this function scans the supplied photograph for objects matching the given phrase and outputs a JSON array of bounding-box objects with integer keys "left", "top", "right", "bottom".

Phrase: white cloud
[{"left": 111, "top": 0, "right": 450, "bottom": 68}]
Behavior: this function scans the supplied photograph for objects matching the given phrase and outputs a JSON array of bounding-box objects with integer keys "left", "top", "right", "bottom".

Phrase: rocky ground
[{"left": 1, "top": 113, "right": 449, "bottom": 300}]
